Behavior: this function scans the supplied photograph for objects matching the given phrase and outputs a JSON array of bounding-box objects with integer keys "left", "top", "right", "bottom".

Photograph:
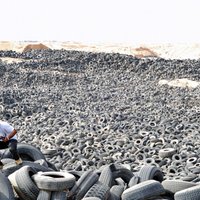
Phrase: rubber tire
[
  {"left": 138, "top": 165, "right": 164, "bottom": 183},
  {"left": 110, "top": 164, "right": 134, "bottom": 184},
  {"left": 98, "top": 165, "right": 113, "bottom": 187},
  {"left": 34, "top": 159, "right": 49, "bottom": 168},
  {"left": 46, "top": 160, "right": 58, "bottom": 171},
  {"left": 128, "top": 175, "right": 140, "bottom": 187},
  {"left": 2, "top": 160, "right": 52, "bottom": 177},
  {"left": 37, "top": 190, "right": 51, "bottom": 200},
  {"left": 32, "top": 171, "right": 76, "bottom": 191},
  {"left": 122, "top": 180, "right": 165, "bottom": 200},
  {"left": 69, "top": 170, "right": 99, "bottom": 200},
  {"left": 159, "top": 148, "right": 176, "bottom": 159},
  {"left": 174, "top": 184, "right": 200, "bottom": 200},
  {"left": 3, "top": 143, "right": 46, "bottom": 161},
  {"left": 51, "top": 191, "right": 67, "bottom": 200},
  {"left": 109, "top": 185, "right": 124, "bottom": 200},
  {"left": 84, "top": 182, "right": 110, "bottom": 199},
  {"left": 162, "top": 180, "right": 197, "bottom": 194},
  {"left": 0, "top": 171, "right": 15, "bottom": 200},
  {"left": 15, "top": 166, "right": 39, "bottom": 200}
]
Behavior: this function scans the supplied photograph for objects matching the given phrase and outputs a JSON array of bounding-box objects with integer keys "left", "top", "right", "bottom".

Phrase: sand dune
[{"left": 1, "top": 41, "right": 200, "bottom": 60}]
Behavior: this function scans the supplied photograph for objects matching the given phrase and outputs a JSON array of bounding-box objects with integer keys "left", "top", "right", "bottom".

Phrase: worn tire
[
  {"left": 32, "top": 171, "right": 75, "bottom": 191},
  {"left": 0, "top": 171, "right": 15, "bottom": 200},
  {"left": 3, "top": 143, "right": 46, "bottom": 161},
  {"left": 98, "top": 165, "right": 113, "bottom": 187},
  {"left": 109, "top": 185, "right": 124, "bottom": 200},
  {"left": 15, "top": 166, "right": 39, "bottom": 200},
  {"left": 37, "top": 190, "right": 51, "bottom": 200},
  {"left": 2, "top": 160, "right": 52, "bottom": 177},
  {"left": 159, "top": 148, "right": 176, "bottom": 159},
  {"left": 122, "top": 180, "right": 165, "bottom": 200},
  {"left": 138, "top": 165, "right": 164, "bottom": 183},
  {"left": 111, "top": 164, "right": 134, "bottom": 184},
  {"left": 84, "top": 182, "right": 110, "bottom": 199},
  {"left": 174, "top": 184, "right": 200, "bottom": 200},
  {"left": 51, "top": 191, "right": 67, "bottom": 200},
  {"left": 162, "top": 180, "right": 197, "bottom": 194},
  {"left": 69, "top": 170, "right": 99, "bottom": 200}
]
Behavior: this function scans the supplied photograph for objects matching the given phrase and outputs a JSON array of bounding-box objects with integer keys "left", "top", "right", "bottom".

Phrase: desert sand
[{"left": 1, "top": 41, "right": 200, "bottom": 60}]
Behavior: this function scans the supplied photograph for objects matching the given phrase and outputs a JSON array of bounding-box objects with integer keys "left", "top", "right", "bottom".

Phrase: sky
[{"left": 1, "top": 0, "right": 200, "bottom": 45}]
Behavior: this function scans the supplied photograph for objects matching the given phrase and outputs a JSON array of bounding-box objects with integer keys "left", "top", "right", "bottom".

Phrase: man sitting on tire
[{"left": 0, "top": 120, "right": 22, "bottom": 168}]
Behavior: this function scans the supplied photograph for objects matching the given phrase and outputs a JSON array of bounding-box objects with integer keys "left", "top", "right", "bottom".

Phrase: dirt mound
[
  {"left": 23, "top": 43, "right": 50, "bottom": 52},
  {"left": 134, "top": 47, "right": 158, "bottom": 58}
]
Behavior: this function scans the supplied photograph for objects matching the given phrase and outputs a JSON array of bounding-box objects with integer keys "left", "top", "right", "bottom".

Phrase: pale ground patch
[
  {"left": 158, "top": 78, "right": 200, "bottom": 89},
  {"left": 0, "top": 57, "right": 25, "bottom": 63}
]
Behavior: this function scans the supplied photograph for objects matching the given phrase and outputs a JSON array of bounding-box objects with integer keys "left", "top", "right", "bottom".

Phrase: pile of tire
[
  {"left": 1, "top": 49, "right": 200, "bottom": 199},
  {"left": 0, "top": 143, "right": 199, "bottom": 200}
]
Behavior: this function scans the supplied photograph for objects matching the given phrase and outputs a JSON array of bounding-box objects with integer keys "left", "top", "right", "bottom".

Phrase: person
[{"left": 0, "top": 120, "right": 22, "bottom": 168}]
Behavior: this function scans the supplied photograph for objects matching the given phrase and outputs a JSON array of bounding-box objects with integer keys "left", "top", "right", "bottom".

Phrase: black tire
[
  {"left": 138, "top": 165, "right": 164, "bottom": 183},
  {"left": 2, "top": 160, "right": 52, "bottom": 177},
  {"left": 32, "top": 171, "right": 76, "bottom": 191},
  {"left": 69, "top": 170, "right": 99, "bottom": 200},
  {"left": 84, "top": 182, "right": 110, "bottom": 199},
  {"left": 174, "top": 184, "right": 200, "bottom": 200},
  {"left": 15, "top": 166, "right": 39, "bottom": 200},
  {"left": 98, "top": 165, "right": 113, "bottom": 187},
  {"left": 162, "top": 180, "right": 197, "bottom": 194},
  {"left": 34, "top": 159, "right": 49, "bottom": 168},
  {"left": 37, "top": 190, "right": 51, "bottom": 200},
  {"left": 1, "top": 158, "right": 15, "bottom": 165},
  {"left": 46, "top": 160, "right": 58, "bottom": 171},
  {"left": 109, "top": 185, "right": 124, "bottom": 200},
  {"left": 0, "top": 171, "right": 15, "bottom": 200},
  {"left": 128, "top": 175, "right": 140, "bottom": 187},
  {"left": 51, "top": 191, "right": 67, "bottom": 200},
  {"left": 122, "top": 180, "right": 165, "bottom": 200},
  {"left": 159, "top": 148, "right": 176, "bottom": 159},
  {"left": 3, "top": 143, "right": 46, "bottom": 161},
  {"left": 82, "top": 198, "right": 101, "bottom": 200},
  {"left": 110, "top": 164, "right": 134, "bottom": 184}
]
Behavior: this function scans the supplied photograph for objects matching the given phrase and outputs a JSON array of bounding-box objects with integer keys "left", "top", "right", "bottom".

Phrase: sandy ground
[
  {"left": 1, "top": 41, "right": 200, "bottom": 60},
  {"left": 1, "top": 41, "right": 200, "bottom": 88}
]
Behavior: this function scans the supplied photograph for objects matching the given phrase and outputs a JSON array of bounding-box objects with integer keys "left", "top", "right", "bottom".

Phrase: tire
[
  {"left": 1, "top": 158, "right": 15, "bottom": 165},
  {"left": 37, "top": 190, "right": 51, "bottom": 200},
  {"left": 3, "top": 143, "right": 46, "bottom": 161},
  {"left": 162, "top": 180, "right": 197, "bottom": 194},
  {"left": 46, "top": 160, "right": 58, "bottom": 171},
  {"left": 159, "top": 148, "right": 176, "bottom": 159},
  {"left": 0, "top": 171, "right": 15, "bottom": 200},
  {"left": 32, "top": 171, "right": 76, "bottom": 191},
  {"left": 15, "top": 166, "right": 39, "bottom": 200},
  {"left": 122, "top": 180, "right": 165, "bottom": 200},
  {"left": 138, "top": 165, "right": 164, "bottom": 183},
  {"left": 111, "top": 164, "right": 134, "bottom": 184},
  {"left": 51, "top": 191, "right": 67, "bottom": 200},
  {"left": 98, "top": 165, "right": 113, "bottom": 187},
  {"left": 69, "top": 170, "right": 99, "bottom": 200},
  {"left": 34, "top": 159, "right": 49, "bottom": 168},
  {"left": 109, "top": 185, "right": 124, "bottom": 200},
  {"left": 84, "top": 182, "right": 110, "bottom": 199},
  {"left": 2, "top": 160, "right": 52, "bottom": 177},
  {"left": 174, "top": 184, "right": 200, "bottom": 200},
  {"left": 128, "top": 175, "right": 140, "bottom": 187}
]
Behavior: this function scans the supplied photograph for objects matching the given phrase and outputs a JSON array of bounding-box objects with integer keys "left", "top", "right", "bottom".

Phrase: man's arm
[{"left": 3, "top": 129, "right": 17, "bottom": 142}]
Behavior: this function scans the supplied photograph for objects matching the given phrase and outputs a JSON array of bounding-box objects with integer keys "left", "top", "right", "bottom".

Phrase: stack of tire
[{"left": 0, "top": 143, "right": 200, "bottom": 200}]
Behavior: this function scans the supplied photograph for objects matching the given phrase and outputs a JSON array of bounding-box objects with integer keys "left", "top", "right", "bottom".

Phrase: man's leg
[
  {"left": 0, "top": 141, "right": 9, "bottom": 168},
  {"left": 8, "top": 140, "right": 22, "bottom": 164}
]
